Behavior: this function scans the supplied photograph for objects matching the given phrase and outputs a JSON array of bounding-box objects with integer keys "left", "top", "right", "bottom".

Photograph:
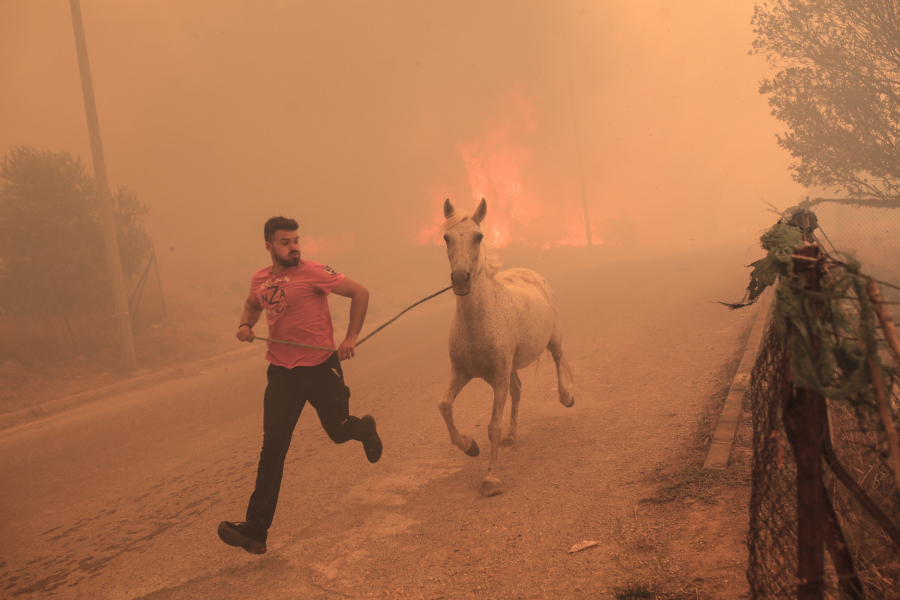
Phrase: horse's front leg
[
  {"left": 481, "top": 371, "right": 510, "bottom": 497},
  {"left": 438, "top": 367, "right": 477, "bottom": 456}
]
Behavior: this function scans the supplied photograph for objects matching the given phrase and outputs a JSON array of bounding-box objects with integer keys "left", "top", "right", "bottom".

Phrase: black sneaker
[
  {"left": 361, "top": 415, "right": 382, "bottom": 463},
  {"left": 217, "top": 521, "right": 267, "bottom": 554}
]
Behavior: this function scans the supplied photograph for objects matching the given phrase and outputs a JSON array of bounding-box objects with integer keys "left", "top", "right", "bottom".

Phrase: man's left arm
[{"left": 331, "top": 276, "right": 369, "bottom": 361}]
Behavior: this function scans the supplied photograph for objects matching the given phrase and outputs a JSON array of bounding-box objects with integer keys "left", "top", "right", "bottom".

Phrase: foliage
[
  {"left": 755, "top": 229, "right": 898, "bottom": 450},
  {"left": 721, "top": 213, "right": 809, "bottom": 308},
  {"left": 726, "top": 208, "right": 897, "bottom": 415},
  {"left": 0, "top": 146, "right": 151, "bottom": 317},
  {"left": 746, "top": 239, "right": 900, "bottom": 596},
  {"left": 752, "top": 0, "right": 900, "bottom": 203}
]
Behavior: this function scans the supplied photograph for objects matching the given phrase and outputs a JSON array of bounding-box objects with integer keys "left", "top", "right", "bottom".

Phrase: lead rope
[{"left": 251, "top": 286, "right": 453, "bottom": 352}]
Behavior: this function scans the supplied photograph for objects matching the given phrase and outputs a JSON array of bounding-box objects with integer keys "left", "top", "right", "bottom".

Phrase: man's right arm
[{"left": 237, "top": 295, "right": 263, "bottom": 342}]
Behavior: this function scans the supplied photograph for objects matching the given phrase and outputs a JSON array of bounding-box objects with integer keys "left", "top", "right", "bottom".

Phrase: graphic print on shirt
[{"left": 258, "top": 276, "right": 291, "bottom": 321}]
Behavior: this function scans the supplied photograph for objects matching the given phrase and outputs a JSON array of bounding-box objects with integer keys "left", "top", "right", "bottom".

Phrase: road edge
[
  {"left": 0, "top": 343, "right": 264, "bottom": 432},
  {"left": 703, "top": 286, "right": 774, "bottom": 470}
]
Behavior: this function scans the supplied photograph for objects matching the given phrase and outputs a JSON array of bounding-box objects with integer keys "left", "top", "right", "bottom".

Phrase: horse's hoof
[
  {"left": 560, "top": 393, "right": 575, "bottom": 408},
  {"left": 464, "top": 438, "right": 480, "bottom": 457},
  {"left": 499, "top": 437, "right": 515, "bottom": 448},
  {"left": 480, "top": 477, "right": 503, "bottom": 497}
]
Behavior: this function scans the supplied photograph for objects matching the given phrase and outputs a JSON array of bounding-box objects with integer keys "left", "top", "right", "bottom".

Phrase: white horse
[{"left": 438, "top": 198, "right": 574, "bottom": 496}]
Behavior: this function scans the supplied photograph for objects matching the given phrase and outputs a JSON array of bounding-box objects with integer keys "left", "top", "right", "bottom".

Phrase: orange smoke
[
  {"left": 301, "top": 234, "right": 355, "bottom": 258},
  {"left": 546, "top": 200, "right": 603, "bottom": 248},
  {"left": 415, "top": 186, "right": 454, "bottom": 246}
]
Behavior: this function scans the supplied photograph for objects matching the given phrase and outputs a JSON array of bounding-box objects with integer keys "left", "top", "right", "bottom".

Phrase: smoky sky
[{"left": 0, "top": 1, "right": 803, "bottom": 277}]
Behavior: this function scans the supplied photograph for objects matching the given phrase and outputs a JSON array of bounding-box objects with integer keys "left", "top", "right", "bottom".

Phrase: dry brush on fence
[{"left": 745, "top": 232, "right": 900, "bottom": 599}]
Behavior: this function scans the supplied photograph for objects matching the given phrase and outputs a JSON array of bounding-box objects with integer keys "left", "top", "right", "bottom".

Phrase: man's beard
[{"left": 275, "top": 252, "right": 301, "bottom": 268}]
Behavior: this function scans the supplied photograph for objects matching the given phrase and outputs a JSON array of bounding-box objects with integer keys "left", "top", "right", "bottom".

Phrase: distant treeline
[{"left": 0, "top": 146, "right": 152, "bottom": 363}]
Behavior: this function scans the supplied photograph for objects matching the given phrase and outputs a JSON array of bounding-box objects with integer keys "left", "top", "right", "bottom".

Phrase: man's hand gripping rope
[{"left": 239, "top": 286, "right": 452, "bottom": 358}]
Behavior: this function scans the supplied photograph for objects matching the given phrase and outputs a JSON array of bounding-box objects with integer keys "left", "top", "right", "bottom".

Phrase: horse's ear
[
  {"left": 443, "top": 199, "right": 455, "bottom": 220},
  {"left": 473, "top": 198, "right": 487, "bottom": 225}
]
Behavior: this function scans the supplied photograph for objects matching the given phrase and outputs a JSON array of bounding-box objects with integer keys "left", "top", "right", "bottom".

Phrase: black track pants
[{"left": 245, "top": 354, "right": 371, "bottom": 530}]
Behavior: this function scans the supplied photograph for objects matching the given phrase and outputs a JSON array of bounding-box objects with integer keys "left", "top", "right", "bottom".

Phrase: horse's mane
[{"left": 441, "top": 210, "right": 503, "bottom": 278}]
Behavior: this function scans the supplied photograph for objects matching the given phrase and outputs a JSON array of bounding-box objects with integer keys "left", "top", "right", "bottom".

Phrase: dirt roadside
[
  {"left": 327, "top": 246, "right": 762, "bottom": 600},
  {"left": 0, "top": 241, "right": 763, "bottom": 599},
  {"left": 159, "top": 243, "right": 763, "bottom": 600}
]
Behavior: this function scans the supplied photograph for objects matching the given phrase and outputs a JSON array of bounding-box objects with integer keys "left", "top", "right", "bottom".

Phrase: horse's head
[{"left": 442, "top": 198, "right": 487, "bottom": 296}]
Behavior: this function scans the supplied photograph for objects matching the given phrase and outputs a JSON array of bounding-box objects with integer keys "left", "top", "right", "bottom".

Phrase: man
[{"left": 218, "top": 215, "right": 382, "bottom": 555}]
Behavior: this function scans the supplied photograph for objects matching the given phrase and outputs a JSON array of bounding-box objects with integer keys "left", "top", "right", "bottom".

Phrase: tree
[
  {"left": 752, "top": 0, "right": 900, "bottom": 205},
  {"left": 0, "top": 147, "right": 151, "bottom": 316}
]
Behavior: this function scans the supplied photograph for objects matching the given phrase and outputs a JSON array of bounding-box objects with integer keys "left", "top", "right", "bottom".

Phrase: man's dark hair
[{"left": 264, "top": 216, "right": 299, "bottom": 243}]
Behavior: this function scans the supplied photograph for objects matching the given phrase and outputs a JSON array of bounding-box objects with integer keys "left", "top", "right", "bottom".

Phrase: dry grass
[
  {"left": 825, "top": 400, "right": 900, "bottom": 598},
  {"left": 641, "top": 466, "right": 745, "bottom": 505},
  {"left": 614, "top": 333, "right": 756, "bottom": 599},
  {"left": 642, "top": 324, "right": 754, "bottom": 507}
]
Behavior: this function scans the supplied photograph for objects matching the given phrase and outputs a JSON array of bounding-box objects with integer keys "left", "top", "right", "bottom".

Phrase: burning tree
[{"left": 752, "top": 0, "right": 900, "bottom": 206}]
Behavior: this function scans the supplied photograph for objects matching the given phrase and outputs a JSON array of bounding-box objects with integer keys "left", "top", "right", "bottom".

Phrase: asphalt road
[{"left": 0, "top": 244, "right": 760, "bottom": 599}]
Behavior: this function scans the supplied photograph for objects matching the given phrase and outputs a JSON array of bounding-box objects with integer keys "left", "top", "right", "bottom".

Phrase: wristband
[{"left": 239, "top": 323, "right": 252, "bottom": 329}]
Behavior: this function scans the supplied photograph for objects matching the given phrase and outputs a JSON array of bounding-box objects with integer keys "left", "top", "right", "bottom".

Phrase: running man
[{"left": 218, "top": 216, "right": 382, "bottom": 555}]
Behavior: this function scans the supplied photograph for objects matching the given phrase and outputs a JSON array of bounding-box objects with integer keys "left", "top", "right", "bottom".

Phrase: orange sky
[{"left": 0, "top": 0, "right": 804, "bottom": 276}]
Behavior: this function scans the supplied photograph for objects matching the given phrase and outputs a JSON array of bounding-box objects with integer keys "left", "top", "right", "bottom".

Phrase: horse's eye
[{"left": 475, "top": 233, "right": 483, "bottom": 243}]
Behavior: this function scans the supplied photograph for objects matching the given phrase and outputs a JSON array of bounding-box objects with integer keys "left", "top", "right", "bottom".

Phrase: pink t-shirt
[{"left": 249, "top": 260, "right": 346, "bottom": 367}]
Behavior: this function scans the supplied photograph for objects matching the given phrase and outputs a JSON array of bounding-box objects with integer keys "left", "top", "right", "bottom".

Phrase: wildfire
[
  {"left": 415, "top": 94, "right": 602, "bottom": 249},
  {"left": 457, "top": 129, "right": 541, "bottom": 248}
]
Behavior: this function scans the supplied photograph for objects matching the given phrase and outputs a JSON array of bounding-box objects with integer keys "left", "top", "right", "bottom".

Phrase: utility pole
[
  {"left": 70, "top": 0, "right": 137, "bottom": 370},
  {"left": 564, "top": 36, "right": 592, "bottom": 247}
]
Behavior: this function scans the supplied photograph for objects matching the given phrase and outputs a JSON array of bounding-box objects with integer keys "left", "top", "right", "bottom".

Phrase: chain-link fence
[
  {"left": 812, "top": 202, "right": 900, "bottom": 323},
  {"left": 746, "top": 240, "right": 900, "bottom": 599}
]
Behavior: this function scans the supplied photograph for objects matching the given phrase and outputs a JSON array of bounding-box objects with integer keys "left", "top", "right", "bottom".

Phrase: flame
[
  {"left": 301, "top": 234, "right": 354, "bottom": 258},
  {"left": 455, "top": 100, "right": 542, "bottom": 248},
  {"left": 415, "top": 92, "right": 608, "bottom": 250}
]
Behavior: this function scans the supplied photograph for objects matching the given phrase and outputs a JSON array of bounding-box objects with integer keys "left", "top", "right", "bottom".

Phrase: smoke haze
[{"left": 1, "top": 0, "right": 802, "bottom": 282}]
